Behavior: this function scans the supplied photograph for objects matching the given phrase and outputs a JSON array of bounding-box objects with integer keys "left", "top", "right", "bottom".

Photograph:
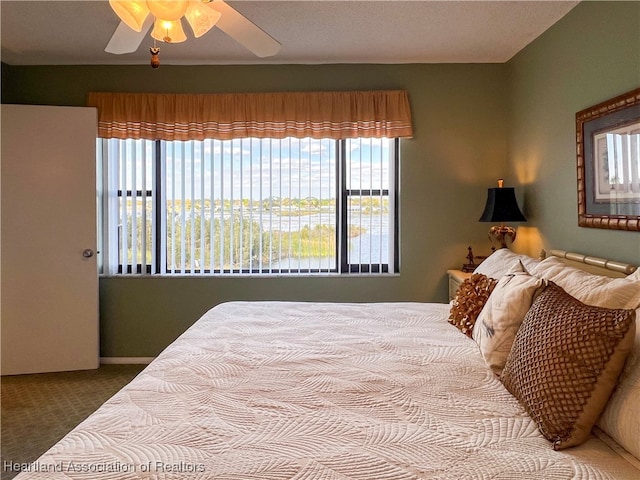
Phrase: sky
[{"left": 108, "top": 137, "right": 393, "bottom": 200}]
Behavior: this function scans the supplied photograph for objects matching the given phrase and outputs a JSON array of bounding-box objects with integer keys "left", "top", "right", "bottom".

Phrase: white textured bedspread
[{"left": 15, "top": 302, "right": 640, "bottom": 479}]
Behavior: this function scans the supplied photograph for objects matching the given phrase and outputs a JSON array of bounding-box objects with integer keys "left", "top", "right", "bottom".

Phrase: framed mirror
[{"left": 576, "top": 88, "right": 640, "bottom": 231}]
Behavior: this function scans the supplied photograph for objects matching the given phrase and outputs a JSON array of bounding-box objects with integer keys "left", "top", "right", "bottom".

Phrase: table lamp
[{"left": 479, "top": 179, "right": 526, "bottom": 248}]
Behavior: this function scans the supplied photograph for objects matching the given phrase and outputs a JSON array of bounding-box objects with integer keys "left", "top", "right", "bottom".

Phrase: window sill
[{"left": 99, "top": 272, "right": 401, "bottom": 279}]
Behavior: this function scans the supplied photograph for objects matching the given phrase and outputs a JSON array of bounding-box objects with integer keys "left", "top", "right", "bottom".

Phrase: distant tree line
[{"left": 121, "top": 197, "right": 382, "bottom": 268}]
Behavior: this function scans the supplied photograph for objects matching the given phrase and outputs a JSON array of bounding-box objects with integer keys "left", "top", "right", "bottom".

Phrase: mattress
[{"left": 14, "top": 301, "right": 640, "bottom": 479}]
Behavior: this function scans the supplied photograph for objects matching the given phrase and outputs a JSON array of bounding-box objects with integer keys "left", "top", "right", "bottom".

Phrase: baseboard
[{"left": 100, "top": 357, "right": 155, "bottom": 365}]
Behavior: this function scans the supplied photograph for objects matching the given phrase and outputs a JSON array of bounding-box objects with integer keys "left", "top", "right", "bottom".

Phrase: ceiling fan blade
[
  {"left": 105, "top": 17, "right": 153, "bottom": 55},
  {"left": 211, "top": 0, "right": 281, "bottom": 58}
]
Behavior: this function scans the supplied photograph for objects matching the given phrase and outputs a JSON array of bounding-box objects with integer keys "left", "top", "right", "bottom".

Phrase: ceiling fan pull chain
[{"left": 150, "top": 46, "right": 160, "bottom": 69}]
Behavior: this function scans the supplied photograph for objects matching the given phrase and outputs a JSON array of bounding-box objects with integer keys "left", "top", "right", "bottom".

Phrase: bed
[{"left": 13, "top": 249, "right": 640, "bottom": 479}]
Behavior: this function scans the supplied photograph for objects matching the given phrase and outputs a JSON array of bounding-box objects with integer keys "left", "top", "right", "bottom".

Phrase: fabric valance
[{"left": 86, "top": 90, "right": 413, "bottom": 141}]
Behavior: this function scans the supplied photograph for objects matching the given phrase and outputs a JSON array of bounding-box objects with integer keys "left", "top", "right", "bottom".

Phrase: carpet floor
[{"left": 1, "top": 364, "right": 145, "bottom": 480}]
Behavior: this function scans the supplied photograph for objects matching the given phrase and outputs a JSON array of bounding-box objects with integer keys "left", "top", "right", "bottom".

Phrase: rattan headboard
[{"left": 541, "top": 249, "right": 638, "bottom": 278}]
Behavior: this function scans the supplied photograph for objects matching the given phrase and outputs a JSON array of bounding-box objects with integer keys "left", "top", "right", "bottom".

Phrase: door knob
[{"left": 82, "top": 249, "right": 95, "bottom": 258}]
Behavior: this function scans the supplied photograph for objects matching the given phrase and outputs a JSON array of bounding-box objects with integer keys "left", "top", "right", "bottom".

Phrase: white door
[{"left": 1, "top": 104, "right": 99, "bottom": 375}]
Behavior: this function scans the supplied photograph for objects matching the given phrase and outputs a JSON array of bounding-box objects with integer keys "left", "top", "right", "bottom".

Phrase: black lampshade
[{"left": 479, "top": 187, "right": 526, "bottom": 223}]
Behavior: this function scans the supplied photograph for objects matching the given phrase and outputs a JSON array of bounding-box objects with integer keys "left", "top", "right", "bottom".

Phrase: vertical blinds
[
  {"left": 99, "top": 137, "right": 396, "bottom": 275},
  {"left": 161, "top": 138, "right": 338, "bottom": 273}
]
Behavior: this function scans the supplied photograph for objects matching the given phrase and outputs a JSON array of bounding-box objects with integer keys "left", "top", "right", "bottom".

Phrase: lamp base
[{"left": 488, "top": 225, "right": 516, "bottom": 249}]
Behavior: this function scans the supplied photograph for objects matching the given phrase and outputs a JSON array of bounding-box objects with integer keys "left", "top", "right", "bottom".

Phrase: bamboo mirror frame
[{"left": 576, "top": 88, "right": 640, "bottom": 231}]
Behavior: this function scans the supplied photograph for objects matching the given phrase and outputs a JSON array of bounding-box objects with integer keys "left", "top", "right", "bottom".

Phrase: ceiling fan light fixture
[
  {"left": 151, "top": 18, "right": 187, "bottom": 43},
  {"left": 106, "top": 0, "right": 281, "bottom": 58},
  {"left": 146, "top": 0, "right": 189, "bottom": 22},
  {"left": 185, "top": 1, "right": 222, "bottom": 38},
  {"left": 108, "top": 0, "right": 150, "bottom": 32}
]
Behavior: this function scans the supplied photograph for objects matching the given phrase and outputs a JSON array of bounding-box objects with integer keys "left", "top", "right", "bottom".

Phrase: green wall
[
  {"left": 2, "top": 63, "right": 508, "bottom": 356},
  {"left": 506, "top": 1, "right": 640, "bottom": 264},
  {"left": 4, "top": 1, "right": 637, "bottom": 358}
]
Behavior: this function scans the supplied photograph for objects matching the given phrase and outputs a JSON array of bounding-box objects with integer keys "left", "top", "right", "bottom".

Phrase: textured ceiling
[{"left": 0, "top": 1, "right": 579, "bottom": 66}]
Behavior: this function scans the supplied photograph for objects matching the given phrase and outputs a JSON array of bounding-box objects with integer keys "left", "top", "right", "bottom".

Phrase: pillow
[
  {"left": 596, "top": 306, "right": 640, "bottom": 460},
  {"left": 501, "top": 282, "right": 636, "bottom": 450},
  {"left": 473, "top": 248, "right": 541, "bottom": 280},
  {"left": 472, "top": 262, "right": 546, "bottom": 374},
  {"left": 449, "top": 273, "right": 498, "bottom": 337},
  {"left": 532, "top": 257, "right": 640, "bottom": 310}
]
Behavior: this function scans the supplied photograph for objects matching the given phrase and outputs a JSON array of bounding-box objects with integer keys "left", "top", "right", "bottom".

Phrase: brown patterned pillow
[
  {"left": 501, "top": 282, "right": 635, "bottom": 450},
  {"left": 449, "top": 274, "right": 498, "bottom": 337}
]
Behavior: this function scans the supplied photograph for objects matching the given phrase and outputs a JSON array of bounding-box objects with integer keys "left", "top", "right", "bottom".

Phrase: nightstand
[{"left": 446, "top": 269, "right": 473, "bottom": 301}]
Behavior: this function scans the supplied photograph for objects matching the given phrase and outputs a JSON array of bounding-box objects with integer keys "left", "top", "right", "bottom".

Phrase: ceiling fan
[{"left": 105, "top": 0, "right": 281, "bottom": 59}]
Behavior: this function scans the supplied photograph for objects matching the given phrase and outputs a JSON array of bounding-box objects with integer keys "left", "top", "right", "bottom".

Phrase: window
[
  {"left": 98, "top": 137, "right": 399, "bottom": 275},
  {"left": 90, "top": 89, "right": 412, "bottom": 276}
]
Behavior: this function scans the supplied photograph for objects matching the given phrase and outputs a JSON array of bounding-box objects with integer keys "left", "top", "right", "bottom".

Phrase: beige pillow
[
  {"left": 501, "top": 283, "right": 636, "bottom": 450},
  {"left": 449, "top": 274, "right": 498, "bottom": 337},
  {"left": 473, "top": 248, "right": 541, "bottom": 280},
  {"left": 532, "top": 257, "right": 640, "bottom": 310},
  {"left": 472, "top": 263, "right": 545, "bottom": 374},
  {"left": 596, "top": 306, "right": 640, "bottom": 460}
]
